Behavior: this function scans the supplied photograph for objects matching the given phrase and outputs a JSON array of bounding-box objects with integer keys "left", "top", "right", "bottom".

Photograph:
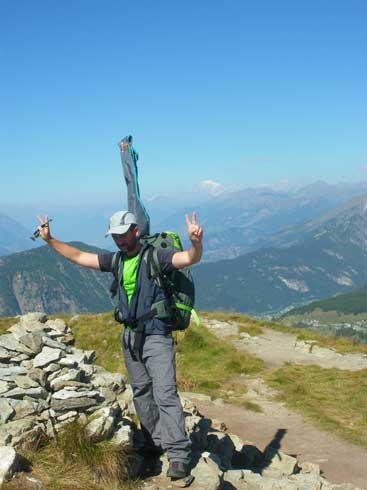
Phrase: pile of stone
[
  {"left": 0, "top": 313, "right": 361, "bottom": 489},
  {"left": 0, "top": 312, "right": 133, "bottom": 450}
]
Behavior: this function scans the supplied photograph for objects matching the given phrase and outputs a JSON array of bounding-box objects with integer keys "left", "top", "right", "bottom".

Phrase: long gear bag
[{"left": 110, "top": 231, "right": 199, "bottom": 330}]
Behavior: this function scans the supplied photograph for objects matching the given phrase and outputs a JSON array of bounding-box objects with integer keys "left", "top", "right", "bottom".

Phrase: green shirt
[{"left": 122, "top": 254, "right": 140, "bottom": 304}]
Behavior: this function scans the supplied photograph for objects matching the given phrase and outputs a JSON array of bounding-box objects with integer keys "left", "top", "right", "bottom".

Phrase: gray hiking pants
[
  {"left": 122, "top": 329, "right": 191, "bottom": 464},
  {"left": 120, "top": 143, "right": 150, "bottom": 237}
]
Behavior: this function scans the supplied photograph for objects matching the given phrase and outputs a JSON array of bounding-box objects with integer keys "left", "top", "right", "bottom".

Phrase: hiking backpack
[{"left": 110, "top": 231, "right": 199, "bottom": 330}]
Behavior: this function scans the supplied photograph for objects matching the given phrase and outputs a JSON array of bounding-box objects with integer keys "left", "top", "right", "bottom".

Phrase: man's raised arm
[
  {"left": 37, "top": 215, "right": 100, "bottom": 270},
  {"left": 171, "top": 212, "right": 203, "bottom": 269}
]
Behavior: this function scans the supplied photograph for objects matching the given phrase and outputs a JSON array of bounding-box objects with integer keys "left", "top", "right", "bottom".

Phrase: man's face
[{"left": 112, "top": 226, "right": 139, "bottom": 254}]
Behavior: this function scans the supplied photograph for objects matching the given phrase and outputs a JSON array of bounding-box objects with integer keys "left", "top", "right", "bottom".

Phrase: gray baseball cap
[{"left": 105, "top": 211, "right": 137, "bottom": 237}]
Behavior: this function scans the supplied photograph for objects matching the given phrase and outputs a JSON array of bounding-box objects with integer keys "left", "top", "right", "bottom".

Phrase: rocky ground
[
  {"left": 1, "top": 313, "right": 366, "bottom": 490},
  {"left": 192, "top": 319, "right": 367, "bottom": 490}
]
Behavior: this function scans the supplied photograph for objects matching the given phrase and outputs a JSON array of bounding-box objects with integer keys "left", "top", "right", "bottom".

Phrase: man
[{"left": 36, "top": 209, "right": 203, "bottom": 481}]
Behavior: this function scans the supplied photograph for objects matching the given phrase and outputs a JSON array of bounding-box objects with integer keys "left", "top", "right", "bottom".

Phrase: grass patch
[
  {"left": 267, "top": 364, "right": 367, "bottom": 447},
  {"left": 175, "top": 322, "right": 264, "bottom": 402},
  {"left": 67, "top": 312, "right": 126, "bottom": 375},
  {"left": 0, "top": 316, "right": 18, "bottom": 333},
  {"left": 237, "top": 322, "right": 263, "bottom": 337},
  {"left": 3, "top": 423, "right": 138, "bottom": 490},
  {"left": 201, "top": 310, "right": 257, "bottom": 324}
]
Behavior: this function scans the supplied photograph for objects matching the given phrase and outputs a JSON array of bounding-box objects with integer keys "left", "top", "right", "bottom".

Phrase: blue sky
[{"left": 1, "top": 0, "right": 367, "bottom": 216}]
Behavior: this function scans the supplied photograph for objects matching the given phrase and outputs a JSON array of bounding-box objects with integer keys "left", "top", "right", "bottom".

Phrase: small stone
[{"left": 33, "top": 347, "right": 63, "bottom": 368}]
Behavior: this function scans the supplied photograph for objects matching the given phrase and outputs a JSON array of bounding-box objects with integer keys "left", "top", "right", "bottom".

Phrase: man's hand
[
  {"left": 172, "top": 212, "right": 203, "bottom": 269},
  {"left": 35, "top": 214, "right": 100, "bottom": 269},
  {"left": 36, "top": 215, "right": 52, "bottom": 242},
  {"left": 185, "top": 211, "right": 203, "bottom": 244}
]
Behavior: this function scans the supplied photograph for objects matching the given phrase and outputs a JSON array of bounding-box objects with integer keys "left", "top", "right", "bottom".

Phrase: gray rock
[
  {"left": 79, "top": 362, "right": 96, "bottom": 377},
  {"left": 86, "top": 406, "right": 117, "bottom": 441},
  {"left": 56, "top": 410, "right": 78, "bottom": 422},
  {"left": 0, "top": 366, "right": 27, "bottom": 378},
  {"left": 0, "top": 446, "right": 19, "bottom": 485},
  {"left": 44, "top": 318, "right": 69, "bottom": 333},
  {"left": 44, "top": 363, "right": 63, "bottom": 374},
  {"left": 49, "top": 369, "right": 81, "bottom": 391},
  {"left": 4, "top": 386, "right": 48, "bottom": 400},
  {"left": 7, "top": 323, "right": 29, "bottom": 338},
  {"left": 17, "top": 332, "right": 43, "bottom": 355},
  {"left": 90, "top": 367, "right": 126, "bottom": 392},
  {"left": 3, "top": 416, "right": 37, "bottom": 443},
  {"left": 242, "top": 470, "right": 267, "bottom": 489},
  {"left": 111, "top": 423, "right": 133, "bottom": 446},
  {"left": 0, "top": 346, "right": 17, "bottom": 362},
  {"left": 67, "top": 348, "right": 95, "bottom": 364},
  {"left": 0, "top": 380, "right": 12, "bottom": 394},
  {"left": 10, "top": 353, "right": 31, "bottom": 362},
  {"left": 51, "top": 396, "right": 97, "bottom": 411},
  {"left": 51, "top": 388, "right": 99, "bottom": 400},
  {"left": 0, "top": 428, "right": 12, "bottom": 446},
  {"left": 263, "top": 446, "right": 298, "bottom": 476},
  {"left": 117, "top": 384, "right": 135, "bottom": 414},
  {"left": 28, "top": 367, "right": 48, "bottom": 387},
  {"left": 191, "top": 452, "right": 223, "bottom": 489},
  {"left": 33, "top": 346, "right": 63, "bottom": 368},
  {"left": 42, "top": 335, "right": 72, "bottom": 352},
  {"left": 58, "top": 356, "right": 78, "bottom": 368},
  {"left": 299, "top": 461, "right": 321, "bottom": 475},
  {"left": 20, "top": 312, "right": 47, "bottom": 325},
  {"left": 224, "top": 469, "right": 244, "bottom": 484},
  {"left": 96, "top": 386, "right": 118, "bottom": 406},
  {"left": 8, "top": 399, "right": 39, "bottom": 420},
  {"left": 14, "top": 375, "right": 40, "bottom": 389},
  {"left": 0, "top": 335, "right": 34, "bottom": 356},
  {"left": 0, "top": 399, "right": 15, "bottom": 423}
]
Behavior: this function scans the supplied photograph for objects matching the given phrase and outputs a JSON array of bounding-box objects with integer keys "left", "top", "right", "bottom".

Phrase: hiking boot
[{"left": 166, "top": 461, "right": 191, "bottom": 479}]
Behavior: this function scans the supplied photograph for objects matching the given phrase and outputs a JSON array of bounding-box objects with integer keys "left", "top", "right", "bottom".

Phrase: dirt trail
[{"left": 192, "top": 319, "right": 367, "bottom": 489}]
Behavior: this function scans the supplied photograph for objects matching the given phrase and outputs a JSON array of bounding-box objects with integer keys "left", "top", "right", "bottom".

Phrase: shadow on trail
[{"left": 231, "top": 427, "right": 288, "bottom": 474}]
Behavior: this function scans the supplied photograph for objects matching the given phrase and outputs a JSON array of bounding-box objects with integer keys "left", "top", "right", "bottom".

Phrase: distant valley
[
  {"left": 2, "top": 181, "right": 367, "bottom": 318},
  {"left": 194, "top": 194, "right": 367, "bottom": 314},
  {"left": 3, "top": 180, "right": 367, "bottom": 261},
  {"left": 279, "top": 287, "right": 367, "bottom": 343}
]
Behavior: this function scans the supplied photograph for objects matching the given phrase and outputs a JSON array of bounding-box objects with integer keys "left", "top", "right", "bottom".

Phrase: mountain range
[
  {"left": 0, "top": 213, "right": 37, "bottom": 256},
  {"left": 194, "top": 194, "right": 367, "bottom": 314},
  {"left": 3, "top": 180, "right": 367, "bottom": 261},
  {"left": 0, "top": 243, "right": 114, "bottom": 317},
  {"left": 1, "top": 192, "right": 367, "bottom": 317}
]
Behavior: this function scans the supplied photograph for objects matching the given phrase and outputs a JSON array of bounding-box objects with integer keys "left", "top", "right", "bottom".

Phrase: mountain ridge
[
  {"left": 1, "top": 191, "right": 367, "bottom": 317},
  {"left": 4, "top": 180, "right": 367, "bottom": 261}
]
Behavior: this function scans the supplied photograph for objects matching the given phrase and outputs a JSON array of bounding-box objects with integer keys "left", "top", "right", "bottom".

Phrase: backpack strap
[{"left": 142, "top": 246, "right": 174, "bottom": 320}]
